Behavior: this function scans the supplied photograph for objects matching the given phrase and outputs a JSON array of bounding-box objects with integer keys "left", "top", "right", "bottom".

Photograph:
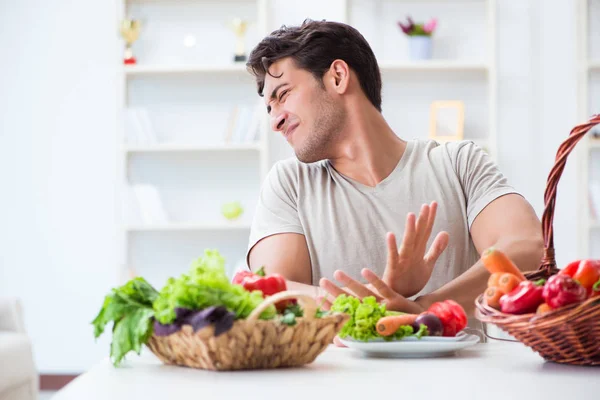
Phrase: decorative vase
[{"left": 408, "top": 36, "right": 432, "bottom": 60}]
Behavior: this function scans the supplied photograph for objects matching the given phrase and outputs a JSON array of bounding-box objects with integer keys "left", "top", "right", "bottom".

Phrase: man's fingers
[
  {"left": 423, "top": 201, "right": 438, "bottom": 246},
  {"left": 334, "top": 270, "right": 378, "bottom": 299},
  {"left": 414, "top": 203, "right": 431, "bottom": 250},
  {"left": 316, "top": 296, "right": 332, "bottom": 311},
  {"left": 398, "top": 213, "right": 416, "bottom": 258},
  {"left": 386, "top": 232, "right": 399, "bottom": 268},
  {"left": 333, "top": 335, "right": 347, "bottom": 348},
  {"left": 424, "top": 231, "right": 450, "bottom": 266},
  {"left": 319, "top": 277, "right": 350, "bottom": 299},
  {"left": 361, "top": 268, "right": 398, "bottom": 299}
]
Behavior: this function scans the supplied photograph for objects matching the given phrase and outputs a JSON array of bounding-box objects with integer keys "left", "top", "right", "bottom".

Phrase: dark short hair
[{"left": 246, "top": 19, "right": 382, "bottom": 112}]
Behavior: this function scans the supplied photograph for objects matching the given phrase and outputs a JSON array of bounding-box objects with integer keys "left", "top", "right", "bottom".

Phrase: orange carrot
[
  {"left": 376, "top": 314, "right": 418, "bottom": 336},
  {"left": 536, "top": 303, "right": 552, "bottom": 315},
  {"left": 481, "top": 248, "right": 526, "bottom": 281},
  {"left": 497, "top": 273, "right": 521, "bottom": 293},
  {"left": 487, "top": 272, "right": 503, "bottom": 288},
  {"left": 484, "top": 286, "right": 506, "bottom": 310}
]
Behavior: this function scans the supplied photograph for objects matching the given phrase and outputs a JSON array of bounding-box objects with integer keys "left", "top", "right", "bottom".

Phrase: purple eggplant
[{"left": 412, "top": 313, "right": 443, "bottom": 336}]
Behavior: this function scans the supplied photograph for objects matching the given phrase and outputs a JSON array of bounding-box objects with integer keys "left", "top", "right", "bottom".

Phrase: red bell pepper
[
  {"left": 542, "top": 274, "right": 587, "bottom": 309},
  {"left": 559, "top": 259, "right": 600, "bottom": 296},
  {"left": 232, "top": 266, "right": 291, "bottom": 311},
  {"left": 231, "top": 270, "right": 255, "bottom": 285},
  {"left": 499, "top": 279, "right": 546, "bottom": 314},
  {"left": 427, "top": 300, "right": 467, "bottom": 337}
]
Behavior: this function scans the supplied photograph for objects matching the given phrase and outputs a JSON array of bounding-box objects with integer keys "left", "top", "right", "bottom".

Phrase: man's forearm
[
  {"left": 418, "top": 235, "right": 544, "bottom": 315},
  {"left": 285, "top": 280, "right": 326, "bottom": 298}
]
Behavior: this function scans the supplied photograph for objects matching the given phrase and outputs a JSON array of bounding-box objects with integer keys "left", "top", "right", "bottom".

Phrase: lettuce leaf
[
  {"left": 153, "top": 249, "right": 276, "bottom": 324},
  {"left": 91, "top": 277, "right": 158, "bottom": 366}
]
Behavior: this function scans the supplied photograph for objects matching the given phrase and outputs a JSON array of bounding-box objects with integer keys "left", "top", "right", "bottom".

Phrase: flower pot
[{"left": 408, "top": 36, "right": 432, "bottom": 60}]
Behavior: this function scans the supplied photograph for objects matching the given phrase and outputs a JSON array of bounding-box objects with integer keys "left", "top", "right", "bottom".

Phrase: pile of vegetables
[
  {"left": 482, "top": 248, "right": 600, "bottom": 315},
  {"left": 331, "top": 295, "right": 467, "bottom": 341},
  {"left": 92, "top": 249, "right": 312, "bottom": 366}
]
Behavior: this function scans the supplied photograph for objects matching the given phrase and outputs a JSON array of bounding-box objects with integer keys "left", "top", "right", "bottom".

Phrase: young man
[{"left": 244, "top": 19, "right": 543, "bottom": 316}]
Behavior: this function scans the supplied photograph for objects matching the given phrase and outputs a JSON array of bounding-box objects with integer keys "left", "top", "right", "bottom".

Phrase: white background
[{"left": 0, "top": 0, "right": 595, "bottom": 373}]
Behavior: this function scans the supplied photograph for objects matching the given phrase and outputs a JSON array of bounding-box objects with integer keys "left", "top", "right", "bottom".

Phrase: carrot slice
[
  {"left": 376, "top": 314, "right": 418, "bottom": 336},
  {"left": 481, "top": 248, "right": 526, "bottom": 281}
]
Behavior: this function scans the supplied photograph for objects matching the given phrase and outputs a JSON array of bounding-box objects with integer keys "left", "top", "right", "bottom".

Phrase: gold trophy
[
  {"left": 228, "top": 18, "right": 249, "bottom": 62},
  {"left": 120, "top": 19, "right": 141, "bottom": 65}
]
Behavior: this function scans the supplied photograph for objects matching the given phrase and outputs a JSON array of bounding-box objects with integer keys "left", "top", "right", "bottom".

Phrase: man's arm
[
  {"left": 248, "top": 233, "right": 323, "bottom": 297},
  {"left": 417, "top": 193, "right": 544, "bottom": 315}
]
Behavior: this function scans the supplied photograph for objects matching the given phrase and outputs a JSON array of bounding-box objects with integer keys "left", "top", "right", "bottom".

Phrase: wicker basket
[
  {"left": 146, "top": 291, "right": 349, "bottom": 371},
  {"left": 475, "top": 114, "right": 600, "bottom": 366}
]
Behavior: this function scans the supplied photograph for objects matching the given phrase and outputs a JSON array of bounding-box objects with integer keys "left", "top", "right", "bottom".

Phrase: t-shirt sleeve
[
  {"left": 453, "top": 141, "right": 521, "bottom": 228},
  {"left": 246, "top": 161, "right": 304, "bottom": 264}
]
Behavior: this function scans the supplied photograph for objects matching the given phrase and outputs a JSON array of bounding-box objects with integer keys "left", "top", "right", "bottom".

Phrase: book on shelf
[
  {"left": 224, "top": 103, "right": 261, "bottom": 144},
  {"left": 124, "top": 107, "right": 157, "bottom": 144},
  {"left": 130, "top": 184, "right": 169, "bottom": 224}
]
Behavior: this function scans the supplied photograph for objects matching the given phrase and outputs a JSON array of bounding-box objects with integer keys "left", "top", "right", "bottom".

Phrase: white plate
[
  {"left": 338, "top": 333, "right": 481, "bottom": 358},
  {"left": 352, "top": 331, "right": 469, "bottom": 343}
]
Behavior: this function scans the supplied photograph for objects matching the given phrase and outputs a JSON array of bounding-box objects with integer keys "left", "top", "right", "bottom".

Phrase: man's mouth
[{"left": 284, "top": 123, "right": 299, "bottom": 140}]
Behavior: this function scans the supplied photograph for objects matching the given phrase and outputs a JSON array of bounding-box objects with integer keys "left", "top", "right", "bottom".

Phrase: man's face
[{"left": 263, "top": 58, "right": 345, "bottom": 163}]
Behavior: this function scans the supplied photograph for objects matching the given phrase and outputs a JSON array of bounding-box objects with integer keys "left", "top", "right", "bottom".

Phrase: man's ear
[{"left": 326, "top": 59, "right": 350, "bottom": 94}]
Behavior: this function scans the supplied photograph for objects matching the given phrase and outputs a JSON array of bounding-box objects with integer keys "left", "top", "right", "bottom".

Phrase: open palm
[{"left": 382, "top": 201, "right": 449, "bottom": 298}]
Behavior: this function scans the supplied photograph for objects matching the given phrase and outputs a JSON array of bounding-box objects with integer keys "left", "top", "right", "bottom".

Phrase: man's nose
[{"left": 271, "top": 112, "right": 287, "bottom": 132}]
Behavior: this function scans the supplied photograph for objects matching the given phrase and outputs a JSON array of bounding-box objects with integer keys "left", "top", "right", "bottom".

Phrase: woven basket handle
[
  {"left": 537, "top": 114, "right": 600, "bottom": 275},
  {"left": 247, "top": 291, "right": 318, "bottom": 323}
]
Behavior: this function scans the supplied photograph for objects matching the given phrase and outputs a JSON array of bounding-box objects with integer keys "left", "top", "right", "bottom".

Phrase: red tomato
[{"left": 427, "top": 300, "right": 468, "bottom": 337}]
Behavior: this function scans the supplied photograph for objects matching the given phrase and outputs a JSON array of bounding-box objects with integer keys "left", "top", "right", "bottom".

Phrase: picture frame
[{"left": 429, "top": 100, "right": 465, "bottom": 142}]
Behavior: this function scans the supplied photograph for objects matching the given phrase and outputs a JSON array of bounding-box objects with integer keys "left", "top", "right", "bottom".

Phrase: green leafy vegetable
[
  {"left": 153, "top": 249, "right": 276, "bottom": 324},
  {"left": 331, "top": 294, "right": 426, "bottom": 341},
  {"left": 413, "top": 323, "right": 428, "bottom": 339},
  {"left": 280, "top": 303, "right": 303, "bottom": 326},
  {"left": 91, "top": 277, "right": 159, "bottom": 366},
  {"left": 331, "top": 295, "right": 386, "bottom": 341}
]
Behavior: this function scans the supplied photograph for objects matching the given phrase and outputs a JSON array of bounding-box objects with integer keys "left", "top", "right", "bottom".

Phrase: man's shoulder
[
  {"left": 412, "top": 138, "right": 478, "bottom": 155},
  {"left": 410, "top": 138, "right": 483, "bottom": 166},
  {"left": 270, "top": 157, "right": 330, "bottom": 180}
]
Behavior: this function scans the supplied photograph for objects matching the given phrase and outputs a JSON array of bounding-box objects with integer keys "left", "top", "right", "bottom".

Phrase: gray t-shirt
[{"left": 247, "top": 139, "right": 519, "bottom": 298}]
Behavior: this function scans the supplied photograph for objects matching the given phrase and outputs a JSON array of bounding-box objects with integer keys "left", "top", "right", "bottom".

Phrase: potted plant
[{"left": 397, "top": 16, "right": 437, "bottom": 60}]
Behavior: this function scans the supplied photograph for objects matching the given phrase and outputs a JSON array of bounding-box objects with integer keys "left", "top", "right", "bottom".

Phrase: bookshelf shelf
[
  {"left": 379, "top": 61, "right": 489, "bottom": 72},
  {"left": 124, "top": 64, "right": 248, "bottom": 76},
  {"left": 123, "top": 143, "right": 262, "bottom": 154},
  {"left": 125, "top": 222, "right": 252, "bottom": 232}
]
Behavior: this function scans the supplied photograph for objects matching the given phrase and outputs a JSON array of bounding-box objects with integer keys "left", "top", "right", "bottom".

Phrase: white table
[{"left": 53, "top": 343, "right": 599, "bottom": 400}]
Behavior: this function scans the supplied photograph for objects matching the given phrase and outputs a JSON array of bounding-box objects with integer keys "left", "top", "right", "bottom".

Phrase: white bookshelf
[
  {"left": 116, "top": 0, "right": 270, "bottom": 280},
  {"left": 577, "top": 0, "right": 600, "bottom": 257}
]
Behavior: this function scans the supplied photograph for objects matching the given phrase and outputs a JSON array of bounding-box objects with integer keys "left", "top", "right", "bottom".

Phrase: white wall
[
  {"left": 0, "top": 0, "right": 583, "bottom": 373},
  {"left": 0, "top": 0, "right": 119, "bottom": 373}
]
